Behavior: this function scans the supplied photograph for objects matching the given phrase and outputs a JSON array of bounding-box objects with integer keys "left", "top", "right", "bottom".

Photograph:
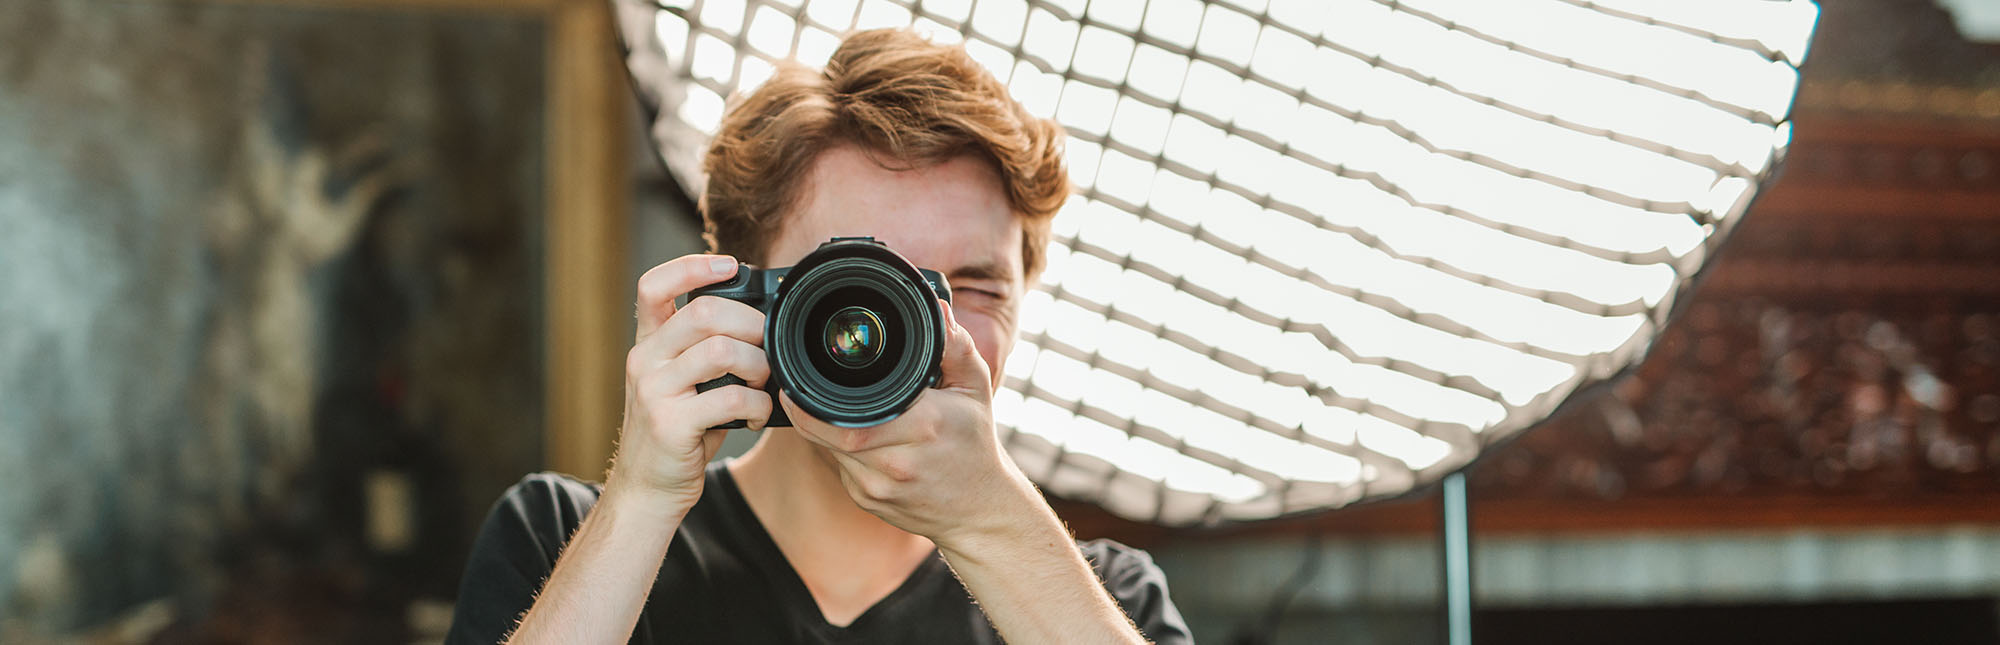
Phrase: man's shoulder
[
  {"left": 488, "top": 471, "right": 605, "bottom": 536},
  {"left": 445, "top": 474, "right": 609, "bottom": 645},
  {"left": 1077, "top": 538, "right": 1192, "bottom": 644},
  {"left": 504, "top": 471, "right": 604, "bottom": 505},
  {"left": 1077, "top": 538, "right": 1164, "bottom": 585},
  {"left": 491, "top": 465, "right": 741, "bottom": 539}
]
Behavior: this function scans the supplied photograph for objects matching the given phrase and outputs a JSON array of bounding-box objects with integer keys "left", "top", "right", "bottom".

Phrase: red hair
[{"left": 699, "top": 28, "right": 1069, "bottom": 278}]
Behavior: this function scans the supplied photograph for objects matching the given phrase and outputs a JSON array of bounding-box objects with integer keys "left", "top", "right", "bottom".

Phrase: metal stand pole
[{"left": 1440, "top": 471, "right": 1473, "bottom": 645}]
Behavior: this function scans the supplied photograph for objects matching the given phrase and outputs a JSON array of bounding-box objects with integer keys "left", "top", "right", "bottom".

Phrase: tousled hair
[{"left": 698, "top": 28, "right": 1069, "bottom": 279}]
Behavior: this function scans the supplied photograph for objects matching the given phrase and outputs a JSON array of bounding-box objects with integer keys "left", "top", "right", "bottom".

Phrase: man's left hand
[{"left": 783, "top": 300, "right": 1042, "bottom": 552}]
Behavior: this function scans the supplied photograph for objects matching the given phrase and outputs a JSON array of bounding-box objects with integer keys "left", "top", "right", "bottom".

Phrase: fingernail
[{"left": 710, "top": 257, "right": 737, "bottom": 276}]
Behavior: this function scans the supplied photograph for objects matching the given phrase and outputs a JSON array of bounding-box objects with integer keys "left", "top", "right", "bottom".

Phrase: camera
[{"left": 686, "top": 237, "right": 952, "bottom": 429}]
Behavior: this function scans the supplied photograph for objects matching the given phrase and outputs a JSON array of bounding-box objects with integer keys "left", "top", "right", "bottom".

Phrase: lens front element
[
  {"left": 823, "top": 306, "right": 885, "bottom": 368},
  {"left": 766, "top": 239, "right": 949, "bottom": 427}
]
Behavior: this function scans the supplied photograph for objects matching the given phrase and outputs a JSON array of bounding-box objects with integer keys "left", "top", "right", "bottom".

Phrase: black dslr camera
[{"left": 686, "top": 237, "right": 952, "bottom": 429}]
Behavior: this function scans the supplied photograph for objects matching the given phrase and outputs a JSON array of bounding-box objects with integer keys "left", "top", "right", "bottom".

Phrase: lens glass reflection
[
  {"left": 801, "top": 285, "right": 906, "bottom": 389},
  {"left": 823, "top": 306, "right": 885, "bottom": 368}
]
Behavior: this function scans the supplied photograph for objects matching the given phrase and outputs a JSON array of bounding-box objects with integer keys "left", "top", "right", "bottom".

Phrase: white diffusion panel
[{"left": 611, "top": 0, "right": 1820, "bottom": 525}]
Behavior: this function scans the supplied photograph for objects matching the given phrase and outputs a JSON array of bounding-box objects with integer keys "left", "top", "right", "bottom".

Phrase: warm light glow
[{"left": 611, "top": 0, "right": 1819, "bottom": 525}]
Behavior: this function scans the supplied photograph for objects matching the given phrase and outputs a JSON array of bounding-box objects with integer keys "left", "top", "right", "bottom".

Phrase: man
[{"left": 446, "top": 29, "right": 1190, "bottom": 644}]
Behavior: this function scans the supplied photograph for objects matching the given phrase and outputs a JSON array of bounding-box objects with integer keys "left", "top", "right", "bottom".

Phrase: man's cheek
[
  {"left": 979, "top": 334, "right": 1006, "bottom": 382},
  {"left": 960, "top": 318, "right": 1010, "bottom": 381}
]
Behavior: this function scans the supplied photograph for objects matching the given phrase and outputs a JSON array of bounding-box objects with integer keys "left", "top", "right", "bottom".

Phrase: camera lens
[
  {"left": 801, "top": 286, "right": 902, "bottom": 388},
  {"left": 823, "top": 306, "right": 885, "bottom": 368},
  {"left": 766, "top": 241, "right": 948, "bottom": 427}
]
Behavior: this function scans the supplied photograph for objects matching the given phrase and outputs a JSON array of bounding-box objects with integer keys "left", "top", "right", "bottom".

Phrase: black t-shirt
[{"left": 445, "top": 461, "right": 1192, "bottom": 644}]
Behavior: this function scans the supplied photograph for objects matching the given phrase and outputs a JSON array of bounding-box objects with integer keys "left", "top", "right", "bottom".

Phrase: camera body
[{"left": 686, "top": 237, "right": 952, "bottom": 429}]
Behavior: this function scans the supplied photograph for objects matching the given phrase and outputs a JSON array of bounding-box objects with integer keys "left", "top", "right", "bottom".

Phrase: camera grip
[{"left": 695, "top": 373, "right": 751, "bottom": 430}]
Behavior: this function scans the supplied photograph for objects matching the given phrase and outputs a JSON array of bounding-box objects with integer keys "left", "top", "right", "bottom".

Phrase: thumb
[{"left": 935, "top": 299, "right": 990, "bottom": 395}]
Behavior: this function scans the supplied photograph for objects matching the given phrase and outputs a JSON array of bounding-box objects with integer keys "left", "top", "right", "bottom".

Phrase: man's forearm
[
  {"left": 505, "top": 486, "right": 683, "bottom": 644},
  {"left": 937, "top": 497, "right": 1149, "bottom": 645}
]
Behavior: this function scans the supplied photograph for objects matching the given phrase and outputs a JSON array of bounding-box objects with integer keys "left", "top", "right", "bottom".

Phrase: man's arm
[
  {"left": 936, "top": 479, "right": 1152, "bottom": 644},
  {"left": 787, "top": 303, "right": 1150, "bottom": 644},
  {"left": 479, "top": 255, "right": 773, "bottom": 644},
  {"left": 500, "top": 486, "right": 683, "bottom": 643}
]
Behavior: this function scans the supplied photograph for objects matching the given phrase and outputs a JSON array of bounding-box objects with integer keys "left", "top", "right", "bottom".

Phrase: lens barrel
[{"left": 765, "top": 238, "right": 950, "bottom": 427}]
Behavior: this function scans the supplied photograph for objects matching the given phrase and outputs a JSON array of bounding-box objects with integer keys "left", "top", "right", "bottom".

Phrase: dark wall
[{"left": 0, "top": 2, "right": 546, "bottom": 637}]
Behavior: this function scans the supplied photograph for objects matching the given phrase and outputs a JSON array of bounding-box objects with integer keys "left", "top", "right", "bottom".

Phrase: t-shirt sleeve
[
  {"left": 1085, "top": 539, "right": 1194, "bottom": 645},
  {"left": 444, "top": 473, "right": 601, "bottom": 645}
]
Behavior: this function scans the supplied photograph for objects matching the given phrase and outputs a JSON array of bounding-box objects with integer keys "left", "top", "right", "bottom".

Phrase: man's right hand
[
  {"left": 500, "top": 254, "right": 768, "bottom": 644},
  {"left": 607, "top": 254, "right": 773, "bottom": 517}
]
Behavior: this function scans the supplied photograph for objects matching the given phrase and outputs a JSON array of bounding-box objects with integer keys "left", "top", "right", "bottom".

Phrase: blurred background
[{"left": 2, "top": 0, "right": 1998, "bottom": 643}]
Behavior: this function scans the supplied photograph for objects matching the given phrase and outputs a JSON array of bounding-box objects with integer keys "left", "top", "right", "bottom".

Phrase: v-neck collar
[{"left": 709, "top": 461, "right": 949, "bottom": 638}]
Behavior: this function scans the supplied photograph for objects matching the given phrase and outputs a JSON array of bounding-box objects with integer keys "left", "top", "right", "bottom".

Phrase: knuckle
[
  {"left": 678, "top": 336, "right": 718, "bottom": 368},
  {"left": 676, "top": 296, "right": 708, "bottom": 330},
  {"left": 637, "top": 265, "right": 682, "bottom": 306},
  {"left": 699, "top": 297, "right": 761, "bottom": 339},
  {"left": 740, "top": 347, "right": 771, "bottom": 380},
  {"left": 724, "top": 386, "right": 767, "bottom": 415},
  {"left": 625, "top": 347, "right": 648, "bottom": 380},
  {"left": 711, "top": 384, "right": 741, "bottom": 408},
  {"left": 735, "top": 304, "right": 768, "bottom": 344},
  {"left": 730, "top": 386, "right": 760, "bottom": 409},
  {"left": 878, "top": 456, "right": 915, "bottom": 484},
  {"left": 837, "top": 429, "right": 871, "bottom": 453},
  {"left": 678, "top": 297, "right": 714, "bottom": 330},
  {"left": 856, "top": 474, "right": 896, "bottom": 504},
  {"left": 635, "top": 274, "right": 666, "bottom": 307},
  {"left": 708, "top": 336, "right": 737, "bottom": 364},
  {"left": 743, "top": 396, "right": 773, "bottom": 427}
]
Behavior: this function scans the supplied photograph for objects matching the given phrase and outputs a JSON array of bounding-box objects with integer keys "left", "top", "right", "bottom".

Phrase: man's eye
[{"left": 955, "top": 287, "right": 1004, "bottom": 300}]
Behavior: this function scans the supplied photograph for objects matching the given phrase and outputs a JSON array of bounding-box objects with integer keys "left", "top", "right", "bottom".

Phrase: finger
[
  {"left": 687, "top": 383, "right": 775, "bottom": 431},
  {"left": 782, "top": 393, "right": 836, "bottom": 448},
  {"left": 823, "top": 444, "right": 917, "bottom": 505},
  {"left": 652, "top": 295, "right": 766, "bottom": 360},
  {"left": 659, "top": 335, "right": 771, "bottom": 392},
  {"left": 625, "top": 303, "right": 762, "bottom": 394},
  {"left": 781, "top": 393, "right": 857, "bottom": 452},
  {"left": 935, "top": 299, "right": 992, "bottom": 394},
  {"left": 783, "top": 392, "right": 924, "bottom": 453},
  {"left": 636, "top": 254, "right": 739, "bottom": 342}
]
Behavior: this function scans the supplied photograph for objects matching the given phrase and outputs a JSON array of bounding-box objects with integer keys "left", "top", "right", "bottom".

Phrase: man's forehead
[
  {"left": 816, "top": 227, "right": 1020, "bottom": 281},
  {"left": 793, "top": 148, "right": 1023, "bottom": 279}
]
